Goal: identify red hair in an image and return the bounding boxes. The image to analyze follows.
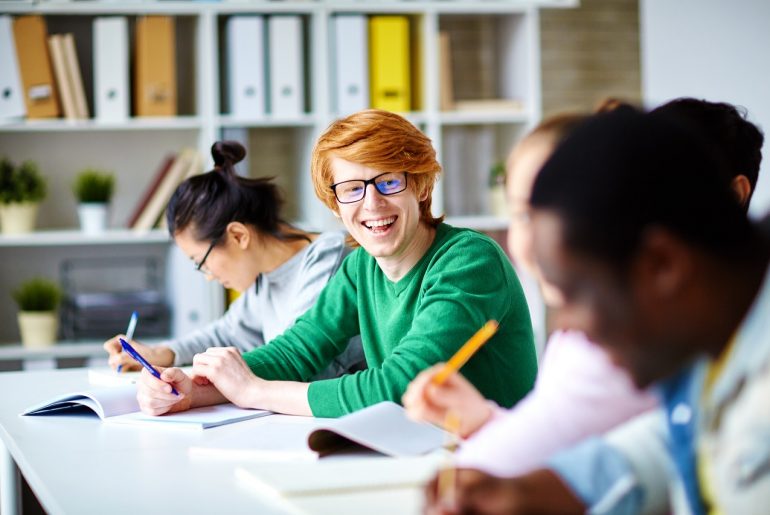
[311,109,443,228]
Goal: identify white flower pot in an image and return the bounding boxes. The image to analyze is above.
[77,203,109,234]
[489,185,507,218]
[0,201,39,234]
[17,311,59,348]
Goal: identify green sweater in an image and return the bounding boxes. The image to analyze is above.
[242,223,537,417]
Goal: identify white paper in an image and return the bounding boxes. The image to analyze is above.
[107,403,272,430]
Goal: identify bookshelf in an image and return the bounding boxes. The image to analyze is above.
[0,0,576,348]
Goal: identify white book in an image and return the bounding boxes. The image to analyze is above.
[0,15,26,120]
[235,453,444,497]
[93,17,129,122]
[308,401,448,457]
[267,15,304,118]
[226,16,265,119]
[48,34,77,120]
[332,15,369,115]
[22,385,271,430]
[61,33,88,119]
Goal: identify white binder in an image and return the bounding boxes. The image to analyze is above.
[226,16,265,119]
[0,15,26,120]
[268,16,304,118]
[332,15,369,115]
[93,17,128,122]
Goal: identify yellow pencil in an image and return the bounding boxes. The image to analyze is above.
[437,410,461,509]
[432,320,499,385]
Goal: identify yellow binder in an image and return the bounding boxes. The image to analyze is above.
[134,16,177,116]
[369,16,410,112]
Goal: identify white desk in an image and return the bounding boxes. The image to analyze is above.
[0,368,426,515]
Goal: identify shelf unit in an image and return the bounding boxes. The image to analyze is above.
[0,0,575,348]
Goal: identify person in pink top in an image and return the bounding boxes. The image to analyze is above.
[403,111,657,477]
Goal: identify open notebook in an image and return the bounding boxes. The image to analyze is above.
[191,401,448,461]
[22,385,271,430]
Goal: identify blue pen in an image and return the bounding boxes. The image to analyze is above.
[119,337,179,396]
[117,311,139,374]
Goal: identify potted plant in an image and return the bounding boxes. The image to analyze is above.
[488,160,507,218]
[12,277,62,348]
[0,157,47,234]
[72,168,114,234]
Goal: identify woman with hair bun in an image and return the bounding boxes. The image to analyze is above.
[103,140,365,379]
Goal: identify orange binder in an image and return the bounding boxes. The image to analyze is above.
[134,16,177,116]
[369,16,411,112]
[13,15,61,118]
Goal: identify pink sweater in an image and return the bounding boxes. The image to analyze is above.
[456,330,657,476]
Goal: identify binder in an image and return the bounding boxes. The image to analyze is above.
[93,17,129,122]
[369,16,410,112]
[61,33,89,119]
[332,15,369,115]
[47,35,78,120]
[134,16,177,117]
[225,16,265,119]
[13,15,61,118]
[0,16,26,120]
[267,16,304,118]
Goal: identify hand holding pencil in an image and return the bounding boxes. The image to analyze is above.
[403,321,499,439]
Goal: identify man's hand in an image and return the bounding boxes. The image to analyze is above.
[424,468,586,514]
[191,347,265,408]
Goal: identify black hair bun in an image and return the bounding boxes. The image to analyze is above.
[211,140,246,168]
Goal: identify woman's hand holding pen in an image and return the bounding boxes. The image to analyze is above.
[103,336,175,372]
[191,347,265,409]
[136,367,193,415]
[402,363,494,439]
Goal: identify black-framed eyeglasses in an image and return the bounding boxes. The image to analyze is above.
[330,172,408,204]
[194,239,218,274]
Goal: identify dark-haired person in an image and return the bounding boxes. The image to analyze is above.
[404,98,763,480]
[423,108,770,514]
[652,97,763,208]
[134,109,538,419]
[104,141,365,379]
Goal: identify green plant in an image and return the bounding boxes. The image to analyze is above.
[12,278,62,312]
[0,157,47,204]
[489,161,506,188]
[72,168,115,203]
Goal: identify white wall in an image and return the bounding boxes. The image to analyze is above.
[640,0,770,218]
